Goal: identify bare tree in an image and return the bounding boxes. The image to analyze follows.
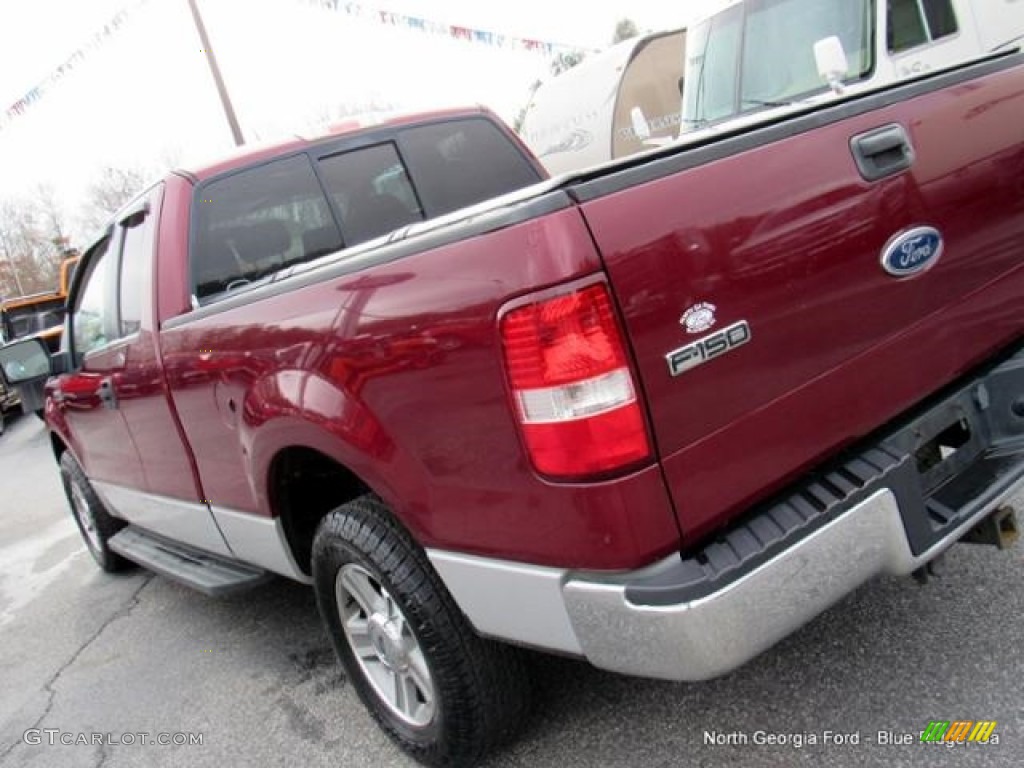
[0,214,28,298]
[79,165,151,236]
[34,184,71,251]
[0,197,67,299]
[613,18,640,44]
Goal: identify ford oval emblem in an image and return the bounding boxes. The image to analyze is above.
[880,226,943,277]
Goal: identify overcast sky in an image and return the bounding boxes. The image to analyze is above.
[0,0,723,233]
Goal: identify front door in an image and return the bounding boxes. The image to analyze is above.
[54,191,231,556]
[54,230,146,490]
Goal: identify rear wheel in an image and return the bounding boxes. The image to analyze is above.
[59,452,132,572]
[312,494,530,767]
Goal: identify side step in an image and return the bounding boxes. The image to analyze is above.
[109,526,272,596]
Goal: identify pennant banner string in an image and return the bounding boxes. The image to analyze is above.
[301,1,591,56]
[1,0,590,133]
[0,0,151,133]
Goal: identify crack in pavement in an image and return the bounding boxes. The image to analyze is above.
[94,740,110,768]
[0,574,154,765]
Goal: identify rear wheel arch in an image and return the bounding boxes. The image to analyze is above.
[268,445,377,577]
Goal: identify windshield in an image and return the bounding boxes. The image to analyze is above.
[2,306,65,340]
[683,0,874,128]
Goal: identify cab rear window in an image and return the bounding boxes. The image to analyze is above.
[190,117,541,305]
[191,155,340,303]
[396,118,542,217]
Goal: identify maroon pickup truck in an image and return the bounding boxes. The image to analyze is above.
[2,56,1023,766]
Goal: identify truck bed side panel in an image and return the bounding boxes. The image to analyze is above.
[159,205,680,570]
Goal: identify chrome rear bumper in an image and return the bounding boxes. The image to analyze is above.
[563,481,1021,681]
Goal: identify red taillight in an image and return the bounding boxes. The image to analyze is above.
[500,283,651,478]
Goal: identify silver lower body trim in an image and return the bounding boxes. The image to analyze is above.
[90,483,309,583]
[213,506,311,583]
[94,481,233,558]
[564,479,1024,681]
[429,476,1022,681]
[426,550,582,655]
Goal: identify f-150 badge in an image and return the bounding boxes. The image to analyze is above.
[666,320,751,377]
[881,226,943,277]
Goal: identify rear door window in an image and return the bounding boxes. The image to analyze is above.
[191,155,342,303]
[397,118,542,217]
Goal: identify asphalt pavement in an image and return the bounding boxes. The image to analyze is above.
[0,412,1021,768]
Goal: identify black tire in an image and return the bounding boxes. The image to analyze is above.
[59,452,132,573]
[313,494,530,767]
[35,408,45,420]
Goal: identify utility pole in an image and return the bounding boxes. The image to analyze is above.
[187,0,245,146]
[0,227,27,297]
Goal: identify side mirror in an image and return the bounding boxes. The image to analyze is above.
[0,337,53,385]
[814,36,849,94]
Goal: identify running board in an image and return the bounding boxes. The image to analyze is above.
[109,526,272,596]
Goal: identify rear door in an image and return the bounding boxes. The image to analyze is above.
[575,59,1024,540]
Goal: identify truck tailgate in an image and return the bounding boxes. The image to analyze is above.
[573,58,1024,541]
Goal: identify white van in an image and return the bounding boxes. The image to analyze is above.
[519,29,686,175]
